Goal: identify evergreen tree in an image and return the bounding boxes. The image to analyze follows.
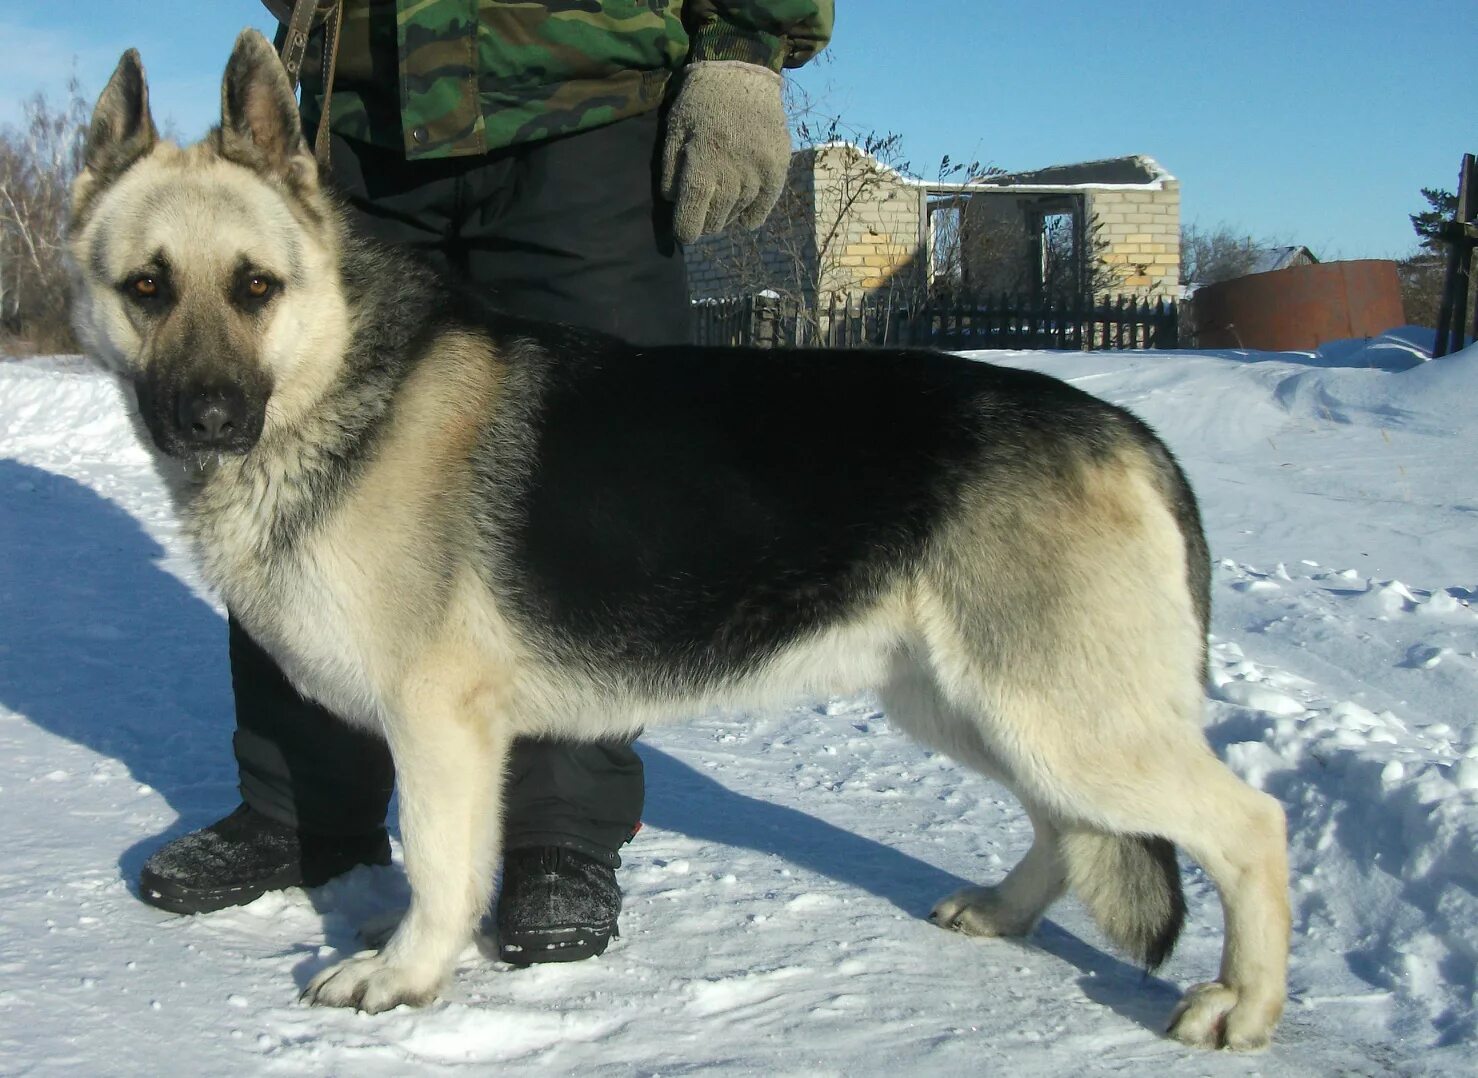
[1410,187,1456,251]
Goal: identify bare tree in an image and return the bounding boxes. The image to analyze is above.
[690,122,923,340]
[0,81,89,353]
[688,72,1000,344]
[1396,251,1448,329]
[1179,223,1276,287]
[922,156,1012,302]
[1043,213,1125,298]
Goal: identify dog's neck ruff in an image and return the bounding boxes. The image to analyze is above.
[174,372,380,608]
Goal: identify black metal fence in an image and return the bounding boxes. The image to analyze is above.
[692,292,1180,351]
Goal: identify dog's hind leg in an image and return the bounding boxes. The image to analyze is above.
[925,651,1288,1049]
[929,801,1067,938]
[883,664,1169,951]
[304,648,513,1013]
[1061,742,1288,1050]
[943,673,1287,1050]
[1135,758,1288,1051]
[911,482,1287,1047]
[887,659,1184,960]
[924,453,1292,1048]
[880,664,1068,940]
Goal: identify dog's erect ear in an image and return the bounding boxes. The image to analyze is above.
[84,49,158,178]
[219,28,314,183]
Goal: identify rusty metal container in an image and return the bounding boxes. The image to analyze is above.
[1189,260,1405,350]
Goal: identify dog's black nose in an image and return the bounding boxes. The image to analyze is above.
[176,385,248,447]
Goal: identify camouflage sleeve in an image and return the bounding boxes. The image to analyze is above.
[682,0,833,71]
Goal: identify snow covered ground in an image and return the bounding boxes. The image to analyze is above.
[1,330,1473,1075]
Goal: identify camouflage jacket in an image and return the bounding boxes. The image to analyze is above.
[288,1,832,160]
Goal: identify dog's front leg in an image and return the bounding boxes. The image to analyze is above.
[304,667,512,1013]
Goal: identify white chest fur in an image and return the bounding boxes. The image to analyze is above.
[185,465,402,730]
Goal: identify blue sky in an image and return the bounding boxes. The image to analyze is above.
[1,1,1466,259]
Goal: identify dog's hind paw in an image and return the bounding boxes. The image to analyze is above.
[1167,981,1278,1051]
[302,950,444,1013]
[928,885,1040,938]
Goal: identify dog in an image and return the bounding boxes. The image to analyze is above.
[67,29,1289,1050]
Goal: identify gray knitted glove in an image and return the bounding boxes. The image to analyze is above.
[661,61,792,244]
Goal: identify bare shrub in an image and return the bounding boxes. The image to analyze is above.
[1179,223,1274,287]
[0,82,88,355]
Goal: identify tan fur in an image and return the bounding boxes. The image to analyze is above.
[291,333,507,706]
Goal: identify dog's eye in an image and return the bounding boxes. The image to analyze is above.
[235,273,280,310]
[121,272,170,308]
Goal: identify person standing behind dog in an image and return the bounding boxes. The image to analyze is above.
[137,0,831,966]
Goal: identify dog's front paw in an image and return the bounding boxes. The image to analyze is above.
[1167,981,1278,1051]
[302,950,444,1013]
[929,885,1039,938]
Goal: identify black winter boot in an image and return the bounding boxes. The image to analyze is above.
[138,803,392,915]
[495,847,621,965]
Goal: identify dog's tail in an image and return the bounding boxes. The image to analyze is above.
[1062,830,1186,970]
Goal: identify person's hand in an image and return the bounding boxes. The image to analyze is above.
[660,61,791,244]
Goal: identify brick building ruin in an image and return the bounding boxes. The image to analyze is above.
[686,145,1181,306]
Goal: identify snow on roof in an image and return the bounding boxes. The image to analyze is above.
[790,145,1175,194]
[1245,245,1319,275]
[969,155,1176,193]
[978,155,1174,188]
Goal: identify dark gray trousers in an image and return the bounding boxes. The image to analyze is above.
[232,111,689,866]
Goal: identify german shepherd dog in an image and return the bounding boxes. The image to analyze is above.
[68,30,1289,1050]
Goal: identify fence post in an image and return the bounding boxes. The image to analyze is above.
[1434,153,1476,358]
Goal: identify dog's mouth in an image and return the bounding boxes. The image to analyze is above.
[177,449,229,485]
[157,434,257,488]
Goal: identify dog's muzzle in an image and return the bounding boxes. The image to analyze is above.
[137,370,268,479]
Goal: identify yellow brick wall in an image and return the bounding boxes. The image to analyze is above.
[811,145,926,297]
[1089,180,1180,297]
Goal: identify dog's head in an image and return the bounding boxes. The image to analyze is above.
[68,29,349,477]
